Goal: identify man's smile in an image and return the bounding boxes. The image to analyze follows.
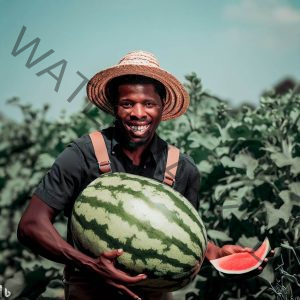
[124,122,151,135]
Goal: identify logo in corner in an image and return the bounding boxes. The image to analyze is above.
[0,285,11,298]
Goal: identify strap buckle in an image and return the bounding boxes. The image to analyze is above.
[98,160,111,173]
[163,175,175,187]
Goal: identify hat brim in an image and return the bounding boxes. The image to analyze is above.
[86,64,189,121]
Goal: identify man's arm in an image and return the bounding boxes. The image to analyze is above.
[17,195,146,299]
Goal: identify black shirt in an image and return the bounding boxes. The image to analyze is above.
[34,126,201,217]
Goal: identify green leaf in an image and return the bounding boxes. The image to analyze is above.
[222,186,250,219]
[0,179,27,206]
[216,123,232,143]
[235,154,258,179]
[7,161,22,178]
[187,132,220,150]
[258,263,274,284]
[5,271,25,300]
[28,171,44,187]
[291,157,300,176]
[0,212,10,239]
[220,153,258,179]
[39,285,64,299]
[207,229,232,242]
[215,146,229,157]
[237,235,259,248]
[265,201,292,229]
[222,199,246,219]
[197,160,213,174]
[228,124,251,139]
[289,181,300,195]
[187,131,201,148]
[54,221,67,239]
[279,186,300,204]
[270,139,295,168]
[35,153,55,169]
[222,199,238,219]
[270,152,292,168]
[214,180,245,200]
[220,156,236,168]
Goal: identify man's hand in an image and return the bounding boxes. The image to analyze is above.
[205,242,275,277]
[218,244,253,258]
[190,261,201,281]
[205,242,254,260]
[89,248,146,300]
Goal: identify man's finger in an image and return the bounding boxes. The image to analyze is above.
[256,257,268,271]
[190,262,200,278]
[99,250,148,284]
[267,249,275,258]
[102,248,123,259]
[110,271,147,284]
[221,245,250,255]
[242,247,253,252]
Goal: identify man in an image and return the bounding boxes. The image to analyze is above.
[17,51,268,300]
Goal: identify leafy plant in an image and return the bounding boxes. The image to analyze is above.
[168,73,300,299]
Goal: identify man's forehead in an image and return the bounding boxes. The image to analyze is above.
[117,84,162,101]
[117,83,157,92]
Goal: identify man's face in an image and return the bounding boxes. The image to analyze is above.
[115,83,163,146]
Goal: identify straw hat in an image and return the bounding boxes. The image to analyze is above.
[86,51,190,121]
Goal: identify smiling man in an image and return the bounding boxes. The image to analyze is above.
[17,51,267,300]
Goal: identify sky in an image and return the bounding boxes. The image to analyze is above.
[1,0,300,120]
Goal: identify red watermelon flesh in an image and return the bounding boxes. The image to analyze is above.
[210,238,270,274]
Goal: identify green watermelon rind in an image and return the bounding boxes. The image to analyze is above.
[70,172,207,291]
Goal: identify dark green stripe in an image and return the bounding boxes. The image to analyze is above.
[72,209,193,278]
[123,172,209,246]
[79,190,202,259]
[102,172,207,241]
[90,177,206,257]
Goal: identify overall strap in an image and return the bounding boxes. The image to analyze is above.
[89,131,112,173]
[163,145,180,187]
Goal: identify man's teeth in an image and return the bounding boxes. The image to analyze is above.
[129,124,150,132]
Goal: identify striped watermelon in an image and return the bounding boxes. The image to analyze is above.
[71,172,207,291]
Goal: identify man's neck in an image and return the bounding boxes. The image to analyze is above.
[121,135,155,166]
[114,121,155,166]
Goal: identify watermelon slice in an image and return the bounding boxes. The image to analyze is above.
[210,238,270,274]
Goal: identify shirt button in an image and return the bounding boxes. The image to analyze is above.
[112,151,115,155]
[144,165,146,169]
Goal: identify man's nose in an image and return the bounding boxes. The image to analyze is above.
[130,103,146,119]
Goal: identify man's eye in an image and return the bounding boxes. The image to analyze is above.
[122,103,132,108]
[146,102,154,107]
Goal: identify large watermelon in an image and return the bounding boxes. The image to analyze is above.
[71,172,207,291]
